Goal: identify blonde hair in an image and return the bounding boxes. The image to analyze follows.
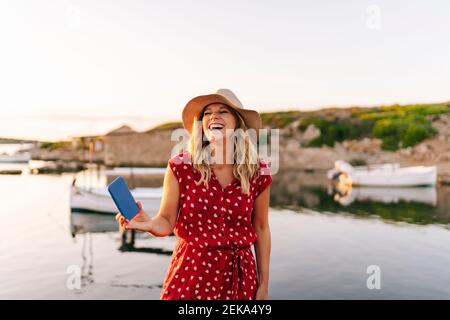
[188,105,260,195]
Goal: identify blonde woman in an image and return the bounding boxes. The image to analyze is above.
[116,89,272,300]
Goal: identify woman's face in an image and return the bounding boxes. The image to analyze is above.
[202,103,237,143]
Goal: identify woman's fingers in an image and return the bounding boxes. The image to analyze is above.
[116,215,129,230]
[115,212,139,231]
[126,220,141,231]
[115,213,128,225]
[136,201,142,211]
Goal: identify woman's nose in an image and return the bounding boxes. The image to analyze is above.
[210,112,221,120]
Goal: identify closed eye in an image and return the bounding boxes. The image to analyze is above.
[204,109,229,115]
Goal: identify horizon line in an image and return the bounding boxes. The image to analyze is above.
[1,98,449,142]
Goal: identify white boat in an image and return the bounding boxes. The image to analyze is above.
[70,183,163,215]
[70,211,120,235]
[0,152,31,163]
[327,160,437,187]
[104,167,166,176]
[333,186,437,206]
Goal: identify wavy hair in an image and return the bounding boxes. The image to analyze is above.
[188,105,260,195]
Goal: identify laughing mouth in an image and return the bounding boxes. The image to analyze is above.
[208,123,225,130]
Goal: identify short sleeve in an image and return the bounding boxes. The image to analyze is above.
[168,157,181,181]
[168,152,191,182]
[254,160,273,198]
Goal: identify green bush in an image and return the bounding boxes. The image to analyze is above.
[382,103,449,115]
[358,104,449,121]
[302,118,372,147]
[39,141,71,151]
[373,115,436,150]
[39,142,53,149]
[403,124,435,148]
[297,103,446,150]
[260,111,301,128]
[349,158,368,166]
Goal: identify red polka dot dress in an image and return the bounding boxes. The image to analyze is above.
[160,152,272,300]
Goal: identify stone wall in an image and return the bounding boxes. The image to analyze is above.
[31,148,105,163]
[100,114,450,176]
[104,129,188,167]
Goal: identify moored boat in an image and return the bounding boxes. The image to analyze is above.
[327,160,437,187]
[70,182,163,215]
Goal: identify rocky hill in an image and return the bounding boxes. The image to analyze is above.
[26,101,450,182]
[275,103,450,184]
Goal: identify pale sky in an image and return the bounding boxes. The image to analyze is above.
[1,0,449,141]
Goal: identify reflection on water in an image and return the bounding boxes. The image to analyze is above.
[270,170,450,226]
[79,233,94,289]
[68,208,176,296]
[69,209,173,294]
[333,186,437,206]
[71,211,174,255]
[2,164,450,299]
[70,211,118,236]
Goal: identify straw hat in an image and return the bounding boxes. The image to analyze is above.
[182,89,262,135]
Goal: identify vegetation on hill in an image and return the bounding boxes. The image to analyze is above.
[148,122,183,131]
[24,102,449,152]
[39,141,72,151]
[261,103,450,150]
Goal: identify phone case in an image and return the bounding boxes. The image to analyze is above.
[107,176,139,220]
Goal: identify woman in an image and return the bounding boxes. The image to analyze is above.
[115,89,272,300]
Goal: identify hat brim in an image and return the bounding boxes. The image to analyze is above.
[182,94,262,135]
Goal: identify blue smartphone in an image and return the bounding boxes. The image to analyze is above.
[107,176,139,220]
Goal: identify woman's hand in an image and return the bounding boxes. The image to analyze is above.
[255,285,269,300]
[115,201,152,232]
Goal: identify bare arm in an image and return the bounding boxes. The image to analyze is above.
[146,163,180,237]
[116,163,180,237]
[252,185,271,299]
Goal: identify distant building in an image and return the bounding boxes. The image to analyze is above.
[104,123,188,167]
[71,134,105,163]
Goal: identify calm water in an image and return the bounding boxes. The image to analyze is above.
[1,160,450,299]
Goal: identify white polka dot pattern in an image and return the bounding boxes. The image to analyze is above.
[160,152,272,300]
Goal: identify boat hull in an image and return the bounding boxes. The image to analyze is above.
[70,185,163,215]
[328,160,438,187]
[0,153,30,163]
[335,186,437,206]
[350,167,437,187]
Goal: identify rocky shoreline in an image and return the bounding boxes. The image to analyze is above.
[277,112,450,183]
[11,104,450,179]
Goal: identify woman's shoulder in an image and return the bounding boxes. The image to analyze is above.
[258,158,271,176]
[168,151,192,166]
[252,158,272,197]
[251,158,271,183]
[168,152,193,181]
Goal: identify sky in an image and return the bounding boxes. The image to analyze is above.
[1,0,449,141]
